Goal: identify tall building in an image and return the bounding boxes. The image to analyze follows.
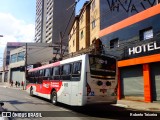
[35,0,75,45]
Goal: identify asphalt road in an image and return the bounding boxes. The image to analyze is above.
[0,86,157,120]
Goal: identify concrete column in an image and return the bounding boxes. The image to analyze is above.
[117,68,121,100]
[143,64,152,102]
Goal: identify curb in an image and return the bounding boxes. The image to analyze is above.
[0,85,25,91]
[113,104,128,108]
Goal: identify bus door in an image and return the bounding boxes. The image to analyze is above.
[42,68,52,95]
[61,64,72,104]
[70,62,81,105]
[37,69,45,94]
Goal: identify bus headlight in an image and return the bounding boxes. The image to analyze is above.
[106,81,111,86]
[97,81,103,86]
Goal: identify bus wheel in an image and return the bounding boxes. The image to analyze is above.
[51,91,57,105]
[30,87,33,96]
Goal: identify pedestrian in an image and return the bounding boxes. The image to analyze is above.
[15,81,18,87]
[10,80,13,87]
[18,81,20,87]
[21,81,24,90]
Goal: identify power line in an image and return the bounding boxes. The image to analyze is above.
[54,0,81,59]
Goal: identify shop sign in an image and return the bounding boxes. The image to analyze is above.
[128,41,160,56]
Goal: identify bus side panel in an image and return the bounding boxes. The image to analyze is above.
[49,80,63,102]
[70,55,86,106]
[81,55,88,106]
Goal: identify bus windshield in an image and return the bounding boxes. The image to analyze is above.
[89,55,116,77]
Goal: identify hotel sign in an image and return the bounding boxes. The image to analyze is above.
[128,41,160,55]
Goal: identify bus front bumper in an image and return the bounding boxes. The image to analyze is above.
[85,96,117,105]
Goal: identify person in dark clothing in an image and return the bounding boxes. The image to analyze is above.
[15,81,18,87]
[10,80,13,87]
[21,81,24,90]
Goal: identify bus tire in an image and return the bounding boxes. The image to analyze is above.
[30,87,34,96]
[51,91,57,105]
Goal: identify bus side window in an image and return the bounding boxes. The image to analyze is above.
[71,62,81,81]
[52,67,60,80]
[39,69,44,84]
[61,64,71,80]
[44,68,51,80]
[33,71,38,83]
[28,72,33,83]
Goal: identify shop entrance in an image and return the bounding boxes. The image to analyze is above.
[120,65,144,100]
[150,62,160,101]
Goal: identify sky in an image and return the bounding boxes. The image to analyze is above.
[0,0,88,67]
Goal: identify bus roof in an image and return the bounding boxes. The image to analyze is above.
[28,61,60,72]
[28,54,86,72]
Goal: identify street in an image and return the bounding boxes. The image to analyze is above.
[0,86,159,120]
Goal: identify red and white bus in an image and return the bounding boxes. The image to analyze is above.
[26,54,117,106]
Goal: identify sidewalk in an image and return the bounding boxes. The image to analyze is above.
[0,82,25,90]
[116,100,160,111]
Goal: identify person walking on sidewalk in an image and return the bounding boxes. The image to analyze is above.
[10,80,13,87]
[18,81,20,87]
[15,81,18,87]
[21,81,24,90]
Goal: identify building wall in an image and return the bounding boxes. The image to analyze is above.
[68,17,79,53]
[79,3,90,50]
[7,43,54,83]
[3,42,25,72]
[42,0,47,43]
[45,0,53,43]
[100,0,157,30]
[35,0,44,43]
[99,5,160,59]
[99,2,160,102]
[35,0,75,45]
[52,0,75,45]
[90,0,100,44]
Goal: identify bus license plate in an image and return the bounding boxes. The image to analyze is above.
[100,89,107,93]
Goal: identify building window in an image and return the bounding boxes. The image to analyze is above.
[140,27,153,40]
[17,52,25,62]
[110,38,119,49]
[80,15,83,23]
[80,31,84,39]
[10,54,17,63]
[91,0,96,10]
[92,20,96,29]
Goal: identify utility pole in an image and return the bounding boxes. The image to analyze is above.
[60,32,63,60]
[24,43,27,90]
